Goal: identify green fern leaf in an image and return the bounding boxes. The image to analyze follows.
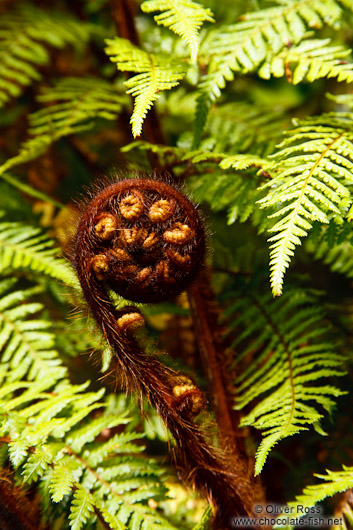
[22,448,52,483]
[141,0,214,62]
[0,77,126,178]
[291,466,353,511]
[68,415,129,453]
[8,438,29,468]
[105,37,185,137]
[195,0,344,144]
[98,505,127,530]
[228,288,345,475]
[306,222,353,278]
[259,38,353,83]
[0,279,67,383]
[69,484,95,530]
[206,101,288,157]
[0,220,78,288]
[49,463,76,502]
[0,5,92,107]
[258,113,353,296]
[0,364,178,529]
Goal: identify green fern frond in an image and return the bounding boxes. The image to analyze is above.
[194,0,344,144]
[69,485,95,530]
[0,77,126,178]
[191,169,264,224]
[0,371,178,530]
[292,466,353,511]
[141,0,214,63]
[258,113,353,296]
[0,278,67,383]
[227,288,345,475]
[205,101,288,156]
[306,222,353,278]
[0,5,92,107]
[327,92,353,108]
[202,0,343,96]
[259,38,353,83]
[105,37,186,137]
[0,219,78,288]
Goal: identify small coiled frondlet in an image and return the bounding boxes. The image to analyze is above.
[73,177,254,529]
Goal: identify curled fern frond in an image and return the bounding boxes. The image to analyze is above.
[0,219,78,288]
[259,38,353,83]
[226,288,345,475]
[105,37,186,137]
[141,0,214,63]
[0,77,127,178]
[0,5,92,107]
[258,113,353,296]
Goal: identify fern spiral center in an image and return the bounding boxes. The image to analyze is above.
[76,178,205,303]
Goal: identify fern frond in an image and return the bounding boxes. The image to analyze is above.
[0,5,91,107]
[0,371,178,530]
[227,288,345,475]
[69,485,95,530]
[0,219,78,288]
[206,101,289,156]
[259,38,353,83]
[327,92,353,108]
[258,113,353,296]
[306,222,353,279]
[0,77,126,178]
[0,278,67,383]
[292,466,353,511]
[195,0,344,144]
[105,37,186,137]
[191,169,265,224]
[141,0,214,62]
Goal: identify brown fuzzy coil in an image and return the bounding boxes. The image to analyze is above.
[73,177,253,529]
[76,178,205,303]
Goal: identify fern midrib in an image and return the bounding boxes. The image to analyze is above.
[250,295,296,435]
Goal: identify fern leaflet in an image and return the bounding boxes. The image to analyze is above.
[258,113,353,296]
[0,278,67,383]
[292,466,353,511]
[0,5,91,107]
[0,219,78,288]
[0,370,178,530]
[0,77,126,178]
[226,288,345,475]
[105,37,185,137]
[259,38,353,83]
[141,0,214,62]
[194,0,344,146]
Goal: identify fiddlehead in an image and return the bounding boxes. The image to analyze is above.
[76,177,205,303]
[73,176,254,528]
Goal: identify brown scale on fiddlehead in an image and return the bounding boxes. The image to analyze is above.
[73,177,254,528]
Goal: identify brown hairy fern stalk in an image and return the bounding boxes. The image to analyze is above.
[73,175,255,528]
